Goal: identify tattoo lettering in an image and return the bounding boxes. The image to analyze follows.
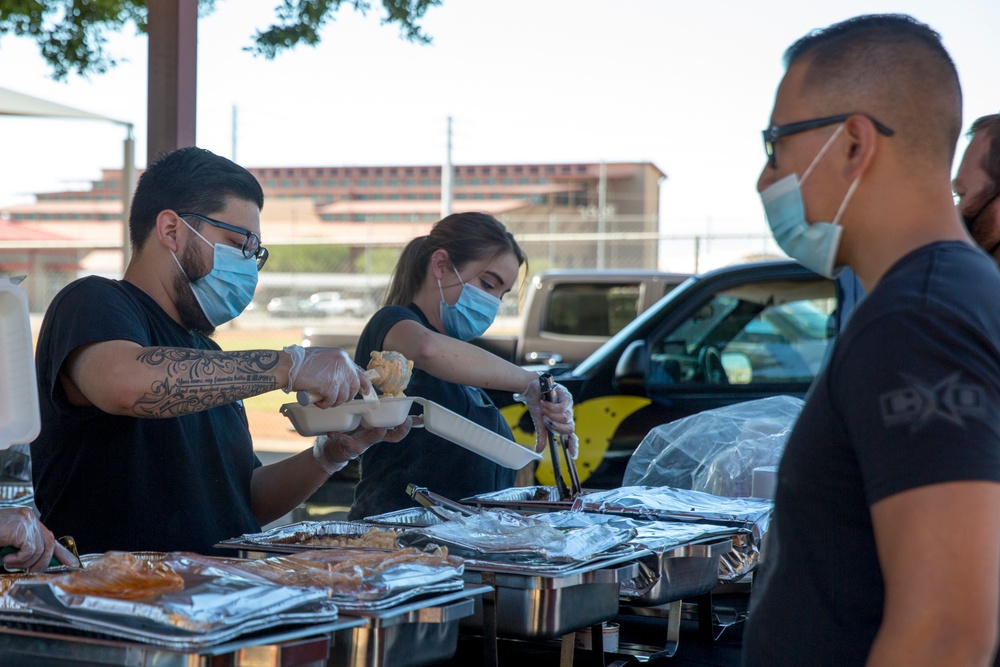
[133,348,281,417]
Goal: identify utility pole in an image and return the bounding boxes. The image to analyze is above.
[597,161,607,269]
[231,105,238,163]
[441,116,453,219]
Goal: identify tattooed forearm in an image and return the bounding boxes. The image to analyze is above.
[132,347,282,417]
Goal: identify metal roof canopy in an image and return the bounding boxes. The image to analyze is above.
[0,85,136,265]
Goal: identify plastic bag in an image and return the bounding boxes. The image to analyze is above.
[623,395,804,497]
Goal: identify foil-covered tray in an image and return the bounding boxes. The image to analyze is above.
[5,554,338,651]
[186,548,466,610]
[397,509,637,564]
[572,485,773,537]
[364,507,444,527]
[217,520,400,552]
[463,485,598,512]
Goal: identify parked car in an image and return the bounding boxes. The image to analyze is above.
[266,296,325,318]
[492,260,864,488]
[308,291,366,318]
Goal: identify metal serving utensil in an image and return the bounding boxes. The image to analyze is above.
[539,373,581,499]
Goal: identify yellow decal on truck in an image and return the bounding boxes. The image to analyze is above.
[500,395,652,485]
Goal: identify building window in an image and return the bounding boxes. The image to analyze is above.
[358,179,368,186]
[388,179,399,186]
[485,178,497,185]
[468,178,481,185]
[454,178,464,186]
[373,179,383,186]
[420,178,430,185]
[404,178,415,185]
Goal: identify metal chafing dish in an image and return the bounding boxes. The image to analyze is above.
[0,614,362,667]
[460,550,641,640]
[216,521,394,553]
[0,482,33,508]
[333,584,492,667]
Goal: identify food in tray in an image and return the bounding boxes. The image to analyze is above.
[230,546,459,595]
[366,350,413,397]
[271,527,400,550]
[48,551,185,600]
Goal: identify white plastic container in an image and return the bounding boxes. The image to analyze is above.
[0,277,41,450]
[280,397,414,436]
[414,398,542,469]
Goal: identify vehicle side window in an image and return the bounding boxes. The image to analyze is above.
[647,279,837,388]
[543,284,641,337]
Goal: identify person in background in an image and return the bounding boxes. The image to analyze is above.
[347,212,577,520]
[954,112,1000,262]
[31,147,409,555]
[744,15,1000,667]
[0,507,79,572]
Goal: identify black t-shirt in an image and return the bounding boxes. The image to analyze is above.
[743,242,1000,666]
[30,277,262,555]
[347,304,516,520]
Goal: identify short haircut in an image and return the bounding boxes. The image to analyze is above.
[969,114,1000,187]
[784,14,962,167]
[129,147,264,253]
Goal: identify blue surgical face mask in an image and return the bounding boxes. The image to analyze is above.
[760,125,862,279]
[438,267,501,341]
[173,219,258,326]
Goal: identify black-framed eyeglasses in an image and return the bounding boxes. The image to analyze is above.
[179,212,268,270]
[762,114,895,169]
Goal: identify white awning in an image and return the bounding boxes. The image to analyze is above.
[0,85,129,126]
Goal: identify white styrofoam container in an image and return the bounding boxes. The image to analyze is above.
[280,397,414,436]
[0,279,41,450]
[414,398,542,469]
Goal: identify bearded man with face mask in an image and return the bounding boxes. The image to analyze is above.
[30,147,411,555]
[744,15,1000,667]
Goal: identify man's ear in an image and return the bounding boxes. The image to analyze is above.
[156,210,182,253]
[842,114,878,180]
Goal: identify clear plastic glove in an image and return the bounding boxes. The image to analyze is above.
[313,418,414,475]
[514,378,579,458]
[283,344,371,409]
[0,507,79,572]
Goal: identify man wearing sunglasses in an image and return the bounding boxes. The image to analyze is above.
[30,147,410,556]
[955,113,1000,263]
[745,15,1000,667]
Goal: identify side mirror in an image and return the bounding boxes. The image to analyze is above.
[614,340,648,388]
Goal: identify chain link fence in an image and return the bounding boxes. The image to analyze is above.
[8,228,785,451]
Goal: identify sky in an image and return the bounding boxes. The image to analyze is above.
[1,0,998,264]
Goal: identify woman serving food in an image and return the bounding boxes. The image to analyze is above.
[347,212,578,519]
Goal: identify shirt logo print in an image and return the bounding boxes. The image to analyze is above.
[879,372,985,431]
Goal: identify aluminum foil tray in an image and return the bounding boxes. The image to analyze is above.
[398,509,636,564]
[184,548,466,610]
[7,566,337,651]
[364,507,444,527]
[462,485,599,512]
[572,485,773,537]
[217,520,398,552]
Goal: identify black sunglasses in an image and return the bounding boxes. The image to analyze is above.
[179,212,268,270]
[762,113,895,169]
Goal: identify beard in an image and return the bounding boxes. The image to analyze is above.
[172,240,216,337]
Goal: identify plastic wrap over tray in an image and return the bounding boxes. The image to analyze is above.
[462,485,597,511]
[533,511,752,590]
[398,509,636,563]
[180,547,465,607]
[364,507,444,527]
[6,556,337,650]
[222,520,399,551]
[573,486,772,539]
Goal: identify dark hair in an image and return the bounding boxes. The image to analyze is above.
[384,212,527,306]
[129,147,264,252]
[784,14,962,166]
[969,114,1000,186]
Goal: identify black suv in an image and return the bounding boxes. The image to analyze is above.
[496,260,864,488]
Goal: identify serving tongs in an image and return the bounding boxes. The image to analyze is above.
[539,373,582,501]
[406,483,481,521]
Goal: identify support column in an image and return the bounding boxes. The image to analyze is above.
[147,0,198,164]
